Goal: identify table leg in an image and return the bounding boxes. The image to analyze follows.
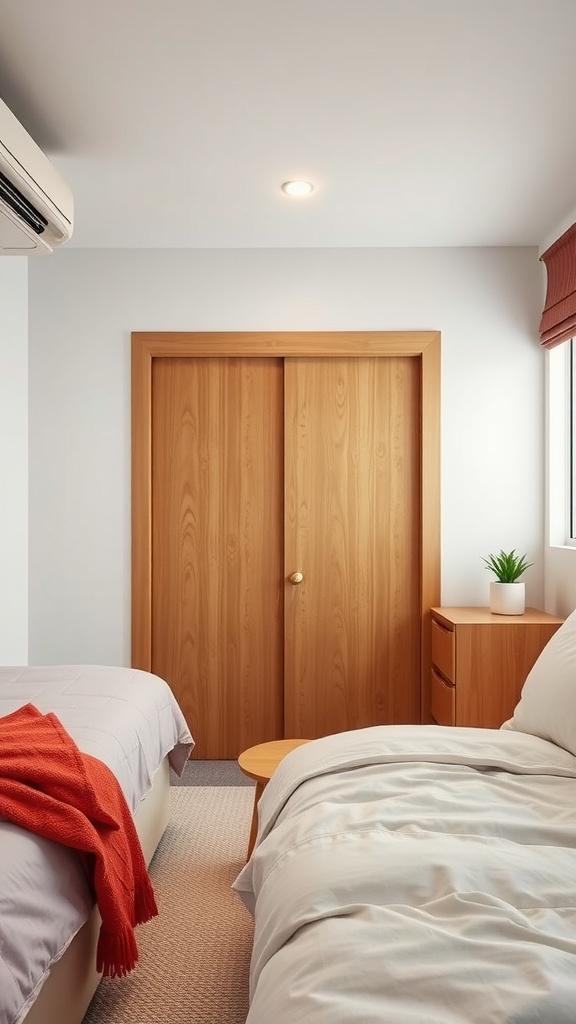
[247,780,265,860]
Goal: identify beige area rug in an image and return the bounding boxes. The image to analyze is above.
[83,786,255,1024]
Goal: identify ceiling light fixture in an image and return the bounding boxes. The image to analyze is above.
[281,180,315,197]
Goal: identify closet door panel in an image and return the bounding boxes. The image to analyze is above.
[284,356,421,738]
[151,357,284,758]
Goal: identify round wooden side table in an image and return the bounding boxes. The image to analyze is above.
[238,738,310,859]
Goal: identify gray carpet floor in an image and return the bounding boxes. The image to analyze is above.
[172,759,255,787]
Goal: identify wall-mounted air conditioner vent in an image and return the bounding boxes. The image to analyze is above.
[0,97,73,255]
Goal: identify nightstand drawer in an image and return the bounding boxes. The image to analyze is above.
[431,618,455,682]
[431,667,455,726]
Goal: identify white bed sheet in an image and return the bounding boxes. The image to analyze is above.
[0,664,194,1024]
[233,725,576,1024]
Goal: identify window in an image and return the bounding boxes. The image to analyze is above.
[541,220,576,548]
[565,339,569,540]
[547,340,576,548]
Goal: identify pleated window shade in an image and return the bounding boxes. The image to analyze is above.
[540,221,576,349]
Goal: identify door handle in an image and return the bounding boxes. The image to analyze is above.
[289,571,304,585]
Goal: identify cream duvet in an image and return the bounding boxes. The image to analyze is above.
[233,725,576,1023]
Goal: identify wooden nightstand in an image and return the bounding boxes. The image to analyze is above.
[430,607,563,729]
[238,738,310,858]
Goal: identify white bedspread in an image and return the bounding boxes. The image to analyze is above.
[0,664,194,1024]
[233,725,576,1024]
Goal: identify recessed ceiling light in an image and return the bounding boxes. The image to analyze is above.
[281,180,315,197]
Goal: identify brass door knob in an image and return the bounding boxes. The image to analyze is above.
[289,571,304,585]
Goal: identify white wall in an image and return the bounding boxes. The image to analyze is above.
[28,246,545,665]
[0,258,28,662]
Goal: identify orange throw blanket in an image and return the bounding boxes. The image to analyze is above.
[0,703,158,977]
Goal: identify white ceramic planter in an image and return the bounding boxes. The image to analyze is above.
[489,581,525,615]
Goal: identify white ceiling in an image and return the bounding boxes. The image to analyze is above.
[1,0,575,249]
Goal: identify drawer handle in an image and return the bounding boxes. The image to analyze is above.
[433,620,452,637]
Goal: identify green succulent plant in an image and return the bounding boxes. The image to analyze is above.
[481,548,533,583]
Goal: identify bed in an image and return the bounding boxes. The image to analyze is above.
[0,664,194,1024]
[233,609,576,1023]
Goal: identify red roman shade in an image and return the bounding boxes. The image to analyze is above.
[539,221,576,349]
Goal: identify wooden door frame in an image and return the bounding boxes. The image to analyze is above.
[131,331,441,722]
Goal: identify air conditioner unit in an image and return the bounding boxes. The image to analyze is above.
[0,97,73,255]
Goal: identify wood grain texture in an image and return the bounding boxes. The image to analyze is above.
[131,338,153,669]
[419,335,442,722]
[430,607,564,728]
[132,331,439,358]
[237,738,312,784]
[430,607,564,626]
[430,667,455,726]
[238,738,312,858]
[284,356,421,737]
[151,358,284,758]
[455,620,563,728]
[431,618,455,681]
[131,332,441,755]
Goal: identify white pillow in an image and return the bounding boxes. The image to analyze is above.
[501,607,576,756]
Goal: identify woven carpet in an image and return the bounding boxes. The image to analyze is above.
[172,759,255,787]
[82,786,255,1024]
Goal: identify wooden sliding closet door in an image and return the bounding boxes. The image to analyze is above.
[284,357,421,738]
[151,357,284,759]
[132,331,441,760]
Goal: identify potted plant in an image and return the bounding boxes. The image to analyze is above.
[482,549,533,615]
